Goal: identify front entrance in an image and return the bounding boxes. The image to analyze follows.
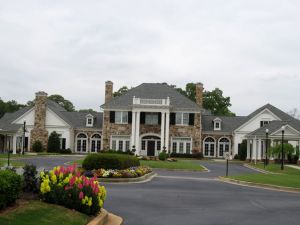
[147,141,155,156]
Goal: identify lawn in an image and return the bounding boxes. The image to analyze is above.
[140,160,205,171]
[229,163,300,189]
[0,201,90,225]
[0,159,25,167]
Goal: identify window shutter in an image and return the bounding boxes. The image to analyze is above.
[62,138,66,150]
[110,111,115,123]
[158,112,162,124]
[128,111,132,123]
[170,113,176,125]
[140,112,145,124]
[189,113,195,126]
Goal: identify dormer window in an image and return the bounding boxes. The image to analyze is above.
[86,114,94,127]
[213,118,222,131]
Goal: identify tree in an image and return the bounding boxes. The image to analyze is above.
[203,88,235,116]
[113,86,131,97]
[78,109,97,113]
[0,98,25,118]
[47,131,60,153]
[185,83,196,102]
[287,108,300,119]
[48,95,75,112]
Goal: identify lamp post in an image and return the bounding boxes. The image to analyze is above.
[265,129,269,168]
[281,125,285,170]
[22,120,26,155]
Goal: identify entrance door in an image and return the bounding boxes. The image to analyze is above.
[147,141,155,156]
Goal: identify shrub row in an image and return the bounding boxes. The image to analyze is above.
[0,169,22,210]
[170,152,204,159]
[82,153,140,170]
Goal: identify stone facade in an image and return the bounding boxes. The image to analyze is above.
[195,83,203,107]
[105,81,113,103]
[30,92,48,150]
[140,124,161,136]
[102,111,132,150]
[202,133,233,155]
[169,113,202,152]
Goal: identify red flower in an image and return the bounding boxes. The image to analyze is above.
[79,191,84,199]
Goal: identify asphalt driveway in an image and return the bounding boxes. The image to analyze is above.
[13,156,300,225]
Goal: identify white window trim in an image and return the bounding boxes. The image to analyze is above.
[175,112,189,126]
[115,111,129,124]
[203,137,216,157]
[171,137,192,154]
[110,135,131,151]
[218,137,231,158]
[213,118,222,131]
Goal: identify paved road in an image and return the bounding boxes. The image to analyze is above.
[13,156,300,225]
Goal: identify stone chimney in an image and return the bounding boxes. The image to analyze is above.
[195,82,204,107]
[105,81,113,103]
[30,91,49,150]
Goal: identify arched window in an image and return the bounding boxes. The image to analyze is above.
[218,137,230,157]
[203,137,215,157]
[76,133,88,153]
[91,134,101,153]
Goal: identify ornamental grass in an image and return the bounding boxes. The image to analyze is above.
[40,164,106,215]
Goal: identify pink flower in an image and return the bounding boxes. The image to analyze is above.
[79,191,84,199]
[78,183,83,189]
[69,176,76,186]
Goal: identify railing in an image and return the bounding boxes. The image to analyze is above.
[133,97,170,106]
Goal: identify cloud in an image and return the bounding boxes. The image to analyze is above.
[0,0,299,115]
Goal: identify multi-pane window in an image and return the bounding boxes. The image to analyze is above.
[260,121,270,127]
[175,113,189,125]
[203,137,215,157]
[171,137,192,154]
[157,141,161,151]
[111,135,131,152]
[145,113,159,125]
[141,140,146,150]
[115,111,128,124]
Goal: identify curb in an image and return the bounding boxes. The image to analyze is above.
[243,163,274,174]
[87,209,123,225]
[219,177,300,193]
[98,172,156,183]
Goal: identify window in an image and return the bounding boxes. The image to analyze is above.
[203,137,215,157]
[145,113,159,125]
[157,141,161,151]
[111,135,131,151]
[175,113,189,125]
[260,121,270,127]
[141,140,146,150]
[86,114,94,127]
[171,137,192,154]
[115,111,128,124]
[215,122,220,128]
[218,138,230,157]
[214,118,221,130]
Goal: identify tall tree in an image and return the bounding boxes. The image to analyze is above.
[0,98,25,118]
[48,95,75,112]
[113,86,130,97]
[203,88,235,116]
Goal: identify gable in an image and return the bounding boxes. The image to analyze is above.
[235,108,280,133]
[271,125,300,137]
[46,108,70,127]
[12,108,35,126]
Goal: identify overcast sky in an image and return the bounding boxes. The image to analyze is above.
[0,0,299,116]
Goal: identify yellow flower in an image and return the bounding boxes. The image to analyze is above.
[51,175,57,184]
[87,197,92,207]
[59,172,63,179]
[40,171,45,178]
[63,177,70,184]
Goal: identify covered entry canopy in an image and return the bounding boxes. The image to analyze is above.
[245,120,300,161]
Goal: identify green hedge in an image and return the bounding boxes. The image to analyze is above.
[0,170,22,209]
[82,153,140,170]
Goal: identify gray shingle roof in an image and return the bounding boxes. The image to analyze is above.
[101,83,202,111]
[202,115,247,133]
[248,119,300,136]
[0,100,103,131]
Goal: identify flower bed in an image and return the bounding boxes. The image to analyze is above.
[89,166,152,178]
[40,164,106,215]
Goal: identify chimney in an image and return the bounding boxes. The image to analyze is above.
[34,91,48,129]
[105,81,113,103]
[195,82,203,106]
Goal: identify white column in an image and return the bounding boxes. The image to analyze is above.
[135,111,140,155]
[252,138,257,163]
[12,135,17,154]
[131,111,136,150]
[165,112,170,152]
[257,139,262,160]
[161,112,165,151]
[247,139,250,160]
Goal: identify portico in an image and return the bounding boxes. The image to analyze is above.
[130,97,171,156]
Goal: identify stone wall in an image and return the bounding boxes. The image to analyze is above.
[195,83,203,107]
[30,92,48,150]
[105,81,113,103]
[140,124,160,136]
[169,113,202,153]
[102,111,131,150]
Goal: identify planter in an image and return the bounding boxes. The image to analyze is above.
[98,171,156,183]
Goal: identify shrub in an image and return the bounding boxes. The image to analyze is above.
[40,165,106,215]
[170,153,194,158]
[32,141,43,152]
[101,150,134,155]
[159,151,168,161]
[238,140,247,161]
[192,152,204,159]
[0,170,22,210]
[269,143,295,160]
[23,164,39,193]
[233,154,239,160]
[60,148,72,154]
[47,131,60,153]
[82,153,140,170]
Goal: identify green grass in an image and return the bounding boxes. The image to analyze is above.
[229,163,300,189]
[251,163,300,175]
[229,173,300,189]
[0,159,25,167]
[140,160,205,171]
[0,201,90,225]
